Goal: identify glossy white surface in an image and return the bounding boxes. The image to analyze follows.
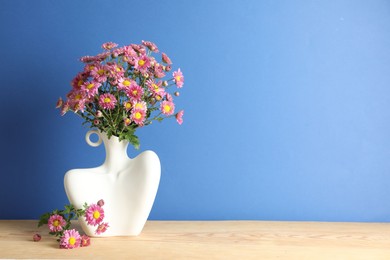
[64,130,161,236]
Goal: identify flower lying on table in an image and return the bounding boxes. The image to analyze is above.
[36,199,108,249]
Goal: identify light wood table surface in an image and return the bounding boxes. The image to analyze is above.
[0,220,390,259]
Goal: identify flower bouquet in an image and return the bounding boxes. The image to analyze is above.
[56,40,184,149]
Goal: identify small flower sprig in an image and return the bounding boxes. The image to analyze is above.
[56,40,185,149]
[36,199,109,249]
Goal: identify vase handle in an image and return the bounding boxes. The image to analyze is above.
[85,130,102,147]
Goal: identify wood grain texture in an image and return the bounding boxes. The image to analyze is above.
[1,220,390,259]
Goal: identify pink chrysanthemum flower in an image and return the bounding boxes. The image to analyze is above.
[124,45,137,58]
[126,84,144,101]
[176,110,184,125]
[132,101,147,112]
[91,65,107,83]
[112,46,125,57]
[142,40,159,52]
[131,109,146,126]
[124,117,131,126]
[95,52,110,62]
[95,222,110,235]
[121,46,137,65]
[173,68,184,88]
[84,63,98,74]
[147,80,165,96]
[102,42,118,50]
[117,77,134,91]
[162,52,172,64]
[60,229,81,249]
[67,90,88,112]
[160,100,175,116]
[80,235,91,247]
[123,101,132,111]
[71,73,86,89]
[153,64,165,78]
[48,214,66,232]
[134,54,150,74]
[81,81,101,98]
[106,62,125,79]
[99,93,117,110]
[85,204,105,226]
[131,44,146,54]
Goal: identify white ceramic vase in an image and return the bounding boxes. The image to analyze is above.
[64,130,161,237]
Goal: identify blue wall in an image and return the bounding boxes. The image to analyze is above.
[1,0,390,221]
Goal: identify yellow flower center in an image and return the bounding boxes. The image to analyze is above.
[104,97,111,103]
[123,80,131,86]
[164,105,171,113]
[87,83,94,89]
[132,90,138,96]
[135,103,143,109]
[75,94,82,101]
[125,102,132,109]
[69,237,76,245]
[153,84,159,91]
[138,59,145,66]
[77,80,84,87]
[93,211,100,219]
[116,67,121,72]
[175,76,181,81]
[53,220,60,227]
[98,69,104,75]
[135,112,142,119]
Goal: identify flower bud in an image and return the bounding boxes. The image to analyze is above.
[81,235,91,247]
[162,81,168,87]
[124,118,131,126]
[165,65,172,72]
[97,199,105,207]
[174,91,180,97]
[94,119,100,125]
[56,97,63,108]
[96,110,103,118]
[162,53,172,64]
[33,233,41,242]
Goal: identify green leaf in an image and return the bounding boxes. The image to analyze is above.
[64,204,74,214]
[37,212,51,227]
[130,134,140,150]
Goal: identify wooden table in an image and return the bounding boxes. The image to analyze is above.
[1,220,390,259]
